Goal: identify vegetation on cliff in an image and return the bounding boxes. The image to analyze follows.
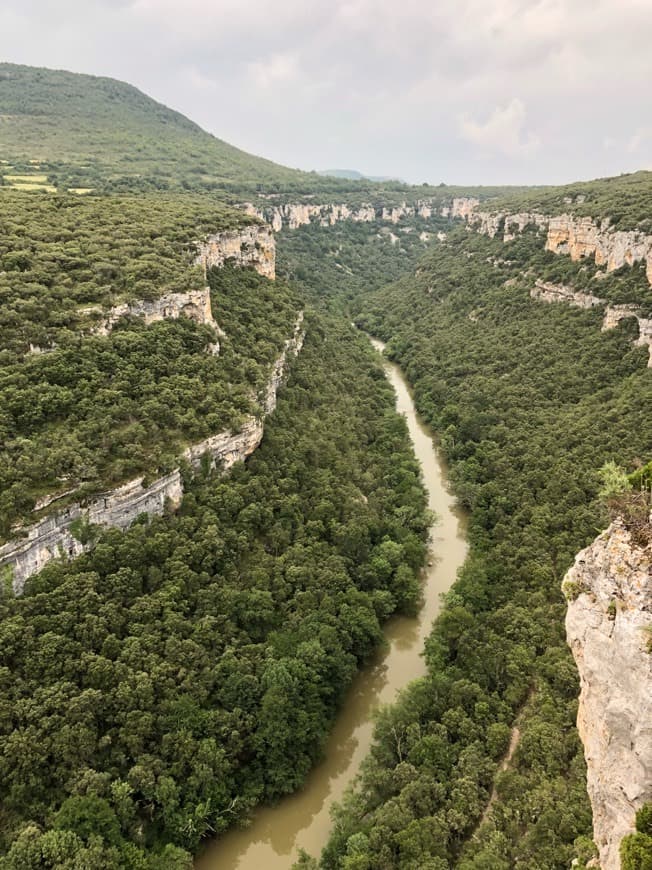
[486,169,652,232]
[0,257,300,536]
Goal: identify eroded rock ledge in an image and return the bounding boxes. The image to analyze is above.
[242,200,436,231]
[0,312,304,594]
[448,196,652,287]
[563,521,652,869]
[27,224,275,355]
[85,286,220,347]
[529,280,652,365]
[195,224,276,279]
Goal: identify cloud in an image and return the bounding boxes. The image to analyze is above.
[247,53,300,90]
[1,0,652,183]
[458,99,540,158]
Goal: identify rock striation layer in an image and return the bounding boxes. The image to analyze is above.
[563,522,652,870]
[86,286,219,339]
[0,312,304,593]
[531,279,604,309]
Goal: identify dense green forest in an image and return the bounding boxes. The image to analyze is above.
[0,260,301,536]
[3,60,652,870]
[0,314,431,867]
[0,190,251,354]
[277,216,449,307]
[278,222,651,869]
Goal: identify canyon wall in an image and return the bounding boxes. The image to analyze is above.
[449,196,652,288]
[242,200,436,232]
[442,197,652,365]
[0,311,304,594]
[563,522,652,870]
[195,223,276,279]
[28,224,275,356]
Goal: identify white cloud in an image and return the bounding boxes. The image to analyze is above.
[458,99,540,158]
[247,53,300,90]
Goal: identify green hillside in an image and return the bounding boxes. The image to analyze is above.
[0,64,355,195]
[0,64,529,203]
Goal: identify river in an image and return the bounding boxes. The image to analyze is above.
[196,336,468,869]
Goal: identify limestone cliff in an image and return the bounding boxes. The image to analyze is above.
[195,224,276,279]
[563,522,652,869]
[242,200,436,232]
[456,202,652,288]
[0,312,304,593]
[85,286,219,344]
[28,224,274,355]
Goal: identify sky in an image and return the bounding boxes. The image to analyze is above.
[2,0,652,186]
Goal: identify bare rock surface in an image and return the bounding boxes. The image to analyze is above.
[564,522,652,869]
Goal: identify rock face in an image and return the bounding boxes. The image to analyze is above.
[0,312,304,593]
[87,287,218,338]
[195,224,276,279]
[531,280,604,309]
[564,522,652,869]
[242,200,437,232]
[461,205,652,288]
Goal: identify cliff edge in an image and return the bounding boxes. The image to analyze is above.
[564,520,652,869]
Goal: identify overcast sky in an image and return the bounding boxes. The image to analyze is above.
[2,0,651,185]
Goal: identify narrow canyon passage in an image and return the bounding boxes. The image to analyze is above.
[196,335,469,869]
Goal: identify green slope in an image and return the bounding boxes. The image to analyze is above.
[0,63,353,195]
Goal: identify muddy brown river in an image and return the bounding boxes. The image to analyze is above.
[196,337,468,869]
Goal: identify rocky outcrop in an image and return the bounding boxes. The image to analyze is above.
[0,312,304,593]
[563,522,652,870]
[0,472,184,591]
[531,280,604,309]
[195,224,276,279]
[601,304,642,331]
[460,205,652,288]
[84,287,220,349]
[27,225,272,355]
[527,281,652,365]
[242,200,437,232]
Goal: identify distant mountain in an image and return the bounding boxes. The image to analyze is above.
[318,168,405,183]
[0,64,357,194]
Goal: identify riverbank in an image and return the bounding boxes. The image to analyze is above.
[196,335,468,869]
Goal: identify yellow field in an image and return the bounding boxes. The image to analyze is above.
[8,182,56,193]
[68,187,95,195]
[4,173,49,183]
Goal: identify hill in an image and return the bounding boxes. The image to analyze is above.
[0,64,359,195]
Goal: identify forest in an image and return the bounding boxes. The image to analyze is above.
[278,222,651,869]
[0,253,301,535]
[0,313,431,867]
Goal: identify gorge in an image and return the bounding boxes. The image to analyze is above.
[1,61,651,870]
[195,336,468,869]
